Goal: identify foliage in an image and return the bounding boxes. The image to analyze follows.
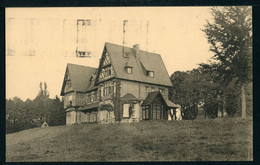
[170,66,242,119]
[202,7,252,82]
[169,7,252,119]
[202,6,252,117]
[169,68,217,119]
[6,82,65,134]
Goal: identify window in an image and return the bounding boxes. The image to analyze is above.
[124,52,129,58]
[94,91,97,101]
[67,112,71,123]
[100,86,104,97]
[113,81,116,94]
[126,67,132,74]
[147,71,154,78]
[159,88,165,95]
[65,79,71,91]
[68,95,73,106]
[71,112,75,123]
[145,106,149,119]
[103,52,111,66]
[133,103,139,118]
[99,66,113,79]
[123,104,130,117]
[142,107,146,119]
[104,83,109,96]
[86,94,91,103]
[90,75,96,82]
[146,86,150,93]
[142,106,150,119]
[102,81,116,97]
[91,92,94,102]
[68,95,72,101]
[86,113,90,123]
[153,106,157,119]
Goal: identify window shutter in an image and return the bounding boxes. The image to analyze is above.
[113,82,116,94]
[133,104,139,118]
[68,95,72,101]
[123,104,130,117]
[101,87,104,97]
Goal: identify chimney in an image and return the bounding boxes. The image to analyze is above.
[133,44,139,57]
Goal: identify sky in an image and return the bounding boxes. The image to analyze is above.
[6,7,214,101]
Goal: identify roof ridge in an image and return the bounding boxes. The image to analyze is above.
[67,63,97,69]
[105,42,160,56]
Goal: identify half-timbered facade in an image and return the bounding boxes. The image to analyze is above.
[61,42,179,125]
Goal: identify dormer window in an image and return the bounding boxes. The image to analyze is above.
[125,66,132,74]
[159,88,165,95]
[124,52,129,58]
[90,75,96,82]
[145,86,150,93]
[147,71,154,78]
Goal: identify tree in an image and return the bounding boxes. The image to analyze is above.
[34,81,50,122]
[170,69,209,119]
[48,95,66,126]
[6,83,66,134]
[202,6,252,118]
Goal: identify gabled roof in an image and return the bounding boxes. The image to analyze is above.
[121,93,139,101]
[141,91,179,108]
[60,63,97,96]
[164,99,181,108]
[141,91,161,106]
[104,42,173,87]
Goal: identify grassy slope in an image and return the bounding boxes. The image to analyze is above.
[6,118,253,162]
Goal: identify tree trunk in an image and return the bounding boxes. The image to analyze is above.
[241,84,246,118]
[222,97,225,117]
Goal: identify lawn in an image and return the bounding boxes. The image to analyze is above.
[6,117,253,161]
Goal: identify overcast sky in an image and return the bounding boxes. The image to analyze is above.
[6,7,214,101]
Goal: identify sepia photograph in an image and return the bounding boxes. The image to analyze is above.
[5,6,253,161]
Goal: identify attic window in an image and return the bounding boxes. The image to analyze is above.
[125,66,132,74]
[124,52,129,58]
[145,86,150,93]
[147,71,154,78]
[90,75,96,82]
[159,88,165,95]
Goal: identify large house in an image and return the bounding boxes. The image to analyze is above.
[60,42,180,125]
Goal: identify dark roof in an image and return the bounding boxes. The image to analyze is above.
[61,42,172,96]
[61,63,97,95]
[141,91,160,106]
[79,102,99,111]
[164,98,181,108]
[142,91,179,108]
[120,93,139,101]
[85,75,98,92]
[65,107,76,112]
[105,42,173,87]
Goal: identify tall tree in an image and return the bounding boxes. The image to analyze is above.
[34,81,50,122]
[202,6,252,118]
